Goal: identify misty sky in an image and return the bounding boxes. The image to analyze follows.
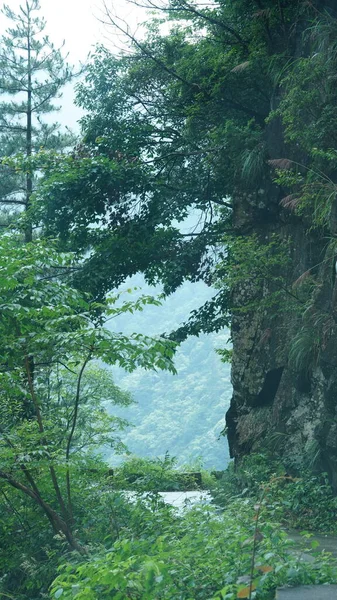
[0,0,146,128]
[2,0,144,61]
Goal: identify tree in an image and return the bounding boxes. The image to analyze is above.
[29,0,294,328]
[0,0,74,241]
[30,42,232,308]
[0,234,176,555]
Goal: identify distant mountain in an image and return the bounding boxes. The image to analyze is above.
[105,277,231,470]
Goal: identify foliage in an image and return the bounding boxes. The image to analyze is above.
[112,454,207,492]
[268,473,337,533]
[3,0,337,596]
[215,233,292,315]
[287,269,334,372]
[0,232,177,599]
[24,0,336,345]
[212,454,337,534]
[29,0,291,315]
[216,347,233,363]
[3,447,337,598]
[211,455,286,502]
[50,495,337,600]
[264,9,337,233]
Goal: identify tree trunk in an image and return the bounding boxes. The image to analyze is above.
[25,8,33,243]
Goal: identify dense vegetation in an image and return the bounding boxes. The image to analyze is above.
[1,0,337,598]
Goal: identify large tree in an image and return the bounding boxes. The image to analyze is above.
[0,234,176,557]
[0,0,74,240]
[30,0,305,325]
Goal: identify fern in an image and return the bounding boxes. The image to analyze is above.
[289,326,319,372]
[241,143,266,182]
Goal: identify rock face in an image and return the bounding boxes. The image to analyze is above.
[226,179,337,486]
[218,0,337,486]
[226,139,337,488]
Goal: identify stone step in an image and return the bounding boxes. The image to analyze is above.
[276,585,337,599]
[287,531,337,559]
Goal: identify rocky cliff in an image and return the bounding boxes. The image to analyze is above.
[226,191,337,482]
[225,1,337,485]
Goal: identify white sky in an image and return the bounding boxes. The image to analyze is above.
[40,0,145,63]
[0,0,147,129]
[39,0,105,63]
[2,0,144,62]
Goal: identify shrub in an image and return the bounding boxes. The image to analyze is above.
[50,497,337,600]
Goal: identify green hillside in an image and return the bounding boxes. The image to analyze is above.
[106,278,231,470]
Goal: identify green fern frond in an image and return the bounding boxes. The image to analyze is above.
[241,143,266,182]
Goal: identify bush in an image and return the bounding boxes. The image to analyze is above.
[112,454,204,492]
[51,497,337,600]
[212,454,337,533]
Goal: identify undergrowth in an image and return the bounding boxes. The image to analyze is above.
[50,455,337,600]
[211,453,337,533]
[112,453,211,492]
[51,495,337,600]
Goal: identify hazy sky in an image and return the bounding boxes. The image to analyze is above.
[0,0,146,129]
[41,0,145,62]
[2,0,144,61]
[39,0,105,63]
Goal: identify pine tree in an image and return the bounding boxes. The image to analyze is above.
[0,0,74,240]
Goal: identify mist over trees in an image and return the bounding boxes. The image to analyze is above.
[107,277,231,469]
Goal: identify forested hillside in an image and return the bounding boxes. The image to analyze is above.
[107,278,231,468]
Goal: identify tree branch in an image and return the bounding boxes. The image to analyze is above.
[65,353,92,517]
[0,469,85,552]
[101,1,201,91]
[24,355,71,524]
